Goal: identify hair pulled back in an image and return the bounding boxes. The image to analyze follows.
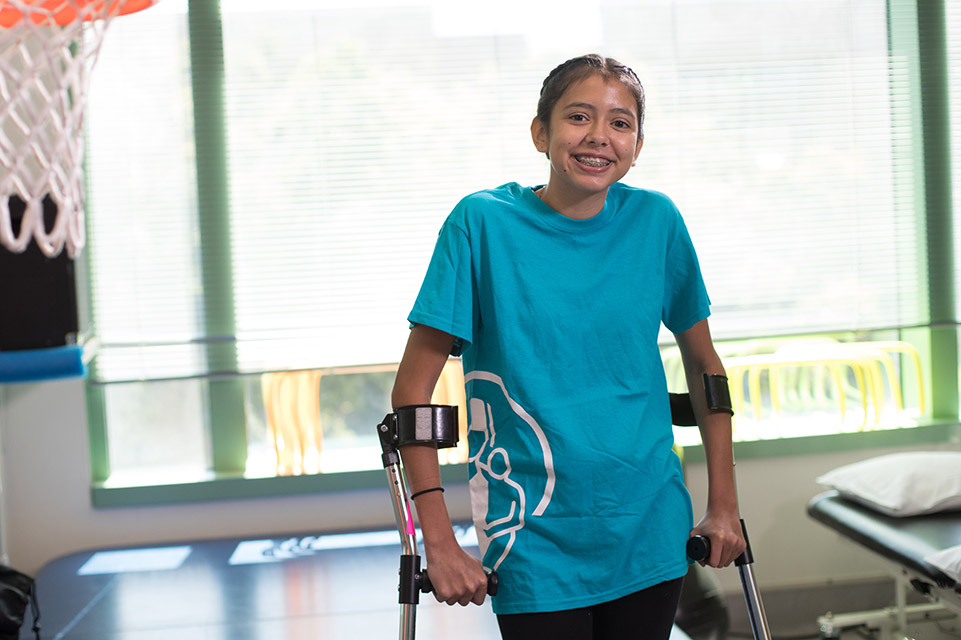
[536,54,646,139]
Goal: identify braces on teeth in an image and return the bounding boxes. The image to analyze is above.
[578,156,610,167]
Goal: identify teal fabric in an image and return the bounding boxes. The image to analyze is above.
[409,182,710,614]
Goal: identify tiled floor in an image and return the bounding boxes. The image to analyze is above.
[23,527,696,640]
[25,527,502,639]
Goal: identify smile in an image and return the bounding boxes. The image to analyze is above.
[575,155,612,168]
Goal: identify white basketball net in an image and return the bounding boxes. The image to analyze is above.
[0,1,139,258]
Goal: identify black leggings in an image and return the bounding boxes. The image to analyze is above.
[496,577,684,640]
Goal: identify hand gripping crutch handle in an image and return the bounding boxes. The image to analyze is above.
[419,570,499,596]
[686,519,754,566]
[686,520,772,640]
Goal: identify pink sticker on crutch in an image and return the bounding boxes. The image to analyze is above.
[405,503,415,536]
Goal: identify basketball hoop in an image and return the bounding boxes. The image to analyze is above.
[0,0,157,258]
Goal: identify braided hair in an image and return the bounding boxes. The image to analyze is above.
[536,54,646,140]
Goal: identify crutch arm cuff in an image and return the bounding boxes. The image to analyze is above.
[382,404,460,450]
[703,373,734,415]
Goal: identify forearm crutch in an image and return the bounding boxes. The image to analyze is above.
[377,405,497,640]
[672,375,774,640]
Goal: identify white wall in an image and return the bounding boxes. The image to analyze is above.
[1,376,958,597]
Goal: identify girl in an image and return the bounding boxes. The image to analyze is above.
[392,54,745,640]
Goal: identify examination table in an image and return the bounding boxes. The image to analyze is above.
[807,490,961,639]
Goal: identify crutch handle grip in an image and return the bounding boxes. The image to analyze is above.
[420,570,499,596]
[686,535,710,562]
[487,571,499,596]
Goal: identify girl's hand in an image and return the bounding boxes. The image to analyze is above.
[691,509,746,568]
[424,541,489,606]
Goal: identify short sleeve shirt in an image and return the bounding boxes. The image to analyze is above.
[409,182,711,614]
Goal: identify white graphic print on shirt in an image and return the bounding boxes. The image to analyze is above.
[465,370,555,572]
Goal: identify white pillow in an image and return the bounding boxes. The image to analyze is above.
[816,452,961,517]
[925,545,961,584]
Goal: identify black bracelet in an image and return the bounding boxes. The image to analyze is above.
[410,486,444,500]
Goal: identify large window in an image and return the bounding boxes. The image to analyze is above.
[83,0,948,497]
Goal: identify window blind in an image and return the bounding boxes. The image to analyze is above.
[85,0,925,383]
[948,0,961,316]
[85,0,205,382]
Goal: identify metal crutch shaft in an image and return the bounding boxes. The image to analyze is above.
[382,448,419,639]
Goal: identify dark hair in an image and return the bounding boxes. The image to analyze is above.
[536,54,646,139]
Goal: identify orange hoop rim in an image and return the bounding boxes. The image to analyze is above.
[0,0,156,28]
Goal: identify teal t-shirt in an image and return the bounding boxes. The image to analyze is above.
[409,182,711,614]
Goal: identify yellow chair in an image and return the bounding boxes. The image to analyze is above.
[261,360,470,475]
[261,370,324,475]
[431,359,469,465]
[722,339,924,432]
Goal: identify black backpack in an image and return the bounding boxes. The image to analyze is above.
[0,565,39,640]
